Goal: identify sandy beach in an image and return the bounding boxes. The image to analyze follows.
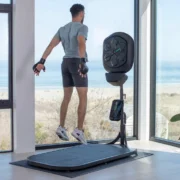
[0,85,180,150]
[34,87,134,144]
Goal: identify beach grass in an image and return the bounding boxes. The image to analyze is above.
[0,84,180,150]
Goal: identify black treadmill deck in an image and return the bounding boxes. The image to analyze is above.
[27,144,137,171]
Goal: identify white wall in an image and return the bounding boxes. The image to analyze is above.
[138,0,151,140]
[13,0,35,153]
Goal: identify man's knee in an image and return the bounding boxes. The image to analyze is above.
[63,95,72,104]
[79,94,87,103]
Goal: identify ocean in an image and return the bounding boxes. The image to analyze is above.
[0,60,180,89]
[34,60,134,89]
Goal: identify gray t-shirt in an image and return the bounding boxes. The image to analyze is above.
[54,22,88,59]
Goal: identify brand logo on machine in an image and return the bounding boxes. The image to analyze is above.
[114,48,121,53]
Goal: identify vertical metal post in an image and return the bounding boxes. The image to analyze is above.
[120,85,125,145]
[150,0,156,138]
[133,0,139,138]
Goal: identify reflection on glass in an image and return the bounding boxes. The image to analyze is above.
[35,0,134,144]
[0,14,9,99]
[0,109,11,151]
[156,0,180,142]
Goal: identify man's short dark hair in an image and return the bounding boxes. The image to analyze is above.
[70,4,84,17]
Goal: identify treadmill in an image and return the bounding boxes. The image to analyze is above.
[27,32,137,171]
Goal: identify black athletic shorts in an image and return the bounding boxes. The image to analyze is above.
[61,58,88,87]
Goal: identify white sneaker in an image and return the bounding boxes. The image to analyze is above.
[56,126,69,141]
[71,128,87,145]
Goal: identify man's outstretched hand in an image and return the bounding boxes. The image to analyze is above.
[33,58,46,76]
[33,64,45,76]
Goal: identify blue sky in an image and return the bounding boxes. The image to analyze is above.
[0,0,10,3]
[0,0,180,62]
[35,0,134,61]
[156,0,180,62]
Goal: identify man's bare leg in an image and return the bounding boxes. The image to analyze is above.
[76,87,88,130]
[60,87,73,127]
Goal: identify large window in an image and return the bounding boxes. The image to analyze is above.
[152,0,180,143]
[0,3,13,152]
[35,0,135,145]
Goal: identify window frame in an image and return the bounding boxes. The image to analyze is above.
[0,3,13,108]
[150,0,180,148]
[0,1,13,152]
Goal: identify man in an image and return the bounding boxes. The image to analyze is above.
[33,4,88,144]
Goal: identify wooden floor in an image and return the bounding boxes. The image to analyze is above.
[0,141,180,180]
